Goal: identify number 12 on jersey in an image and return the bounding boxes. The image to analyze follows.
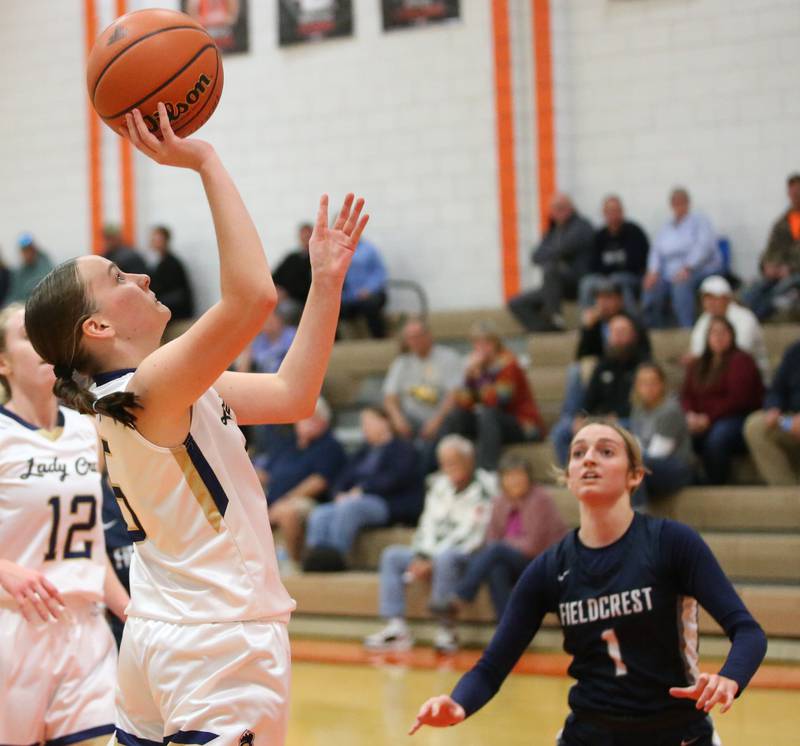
[44,495,97,561]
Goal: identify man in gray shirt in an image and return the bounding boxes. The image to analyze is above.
[508,193,594,332]
[383,318,463,472]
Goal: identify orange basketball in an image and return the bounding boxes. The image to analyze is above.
[87,8,224,139]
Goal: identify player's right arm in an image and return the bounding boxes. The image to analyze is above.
[119,105,276,441]
[0,559,65,623]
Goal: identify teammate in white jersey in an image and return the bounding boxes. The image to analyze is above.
[25,105,368,746]
[0,304,129,746]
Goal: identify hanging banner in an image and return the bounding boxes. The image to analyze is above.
[182,0,250,55]
[382,0,460,30]
[279,0,353,46]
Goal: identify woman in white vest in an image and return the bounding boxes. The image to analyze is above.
[24,105,367,746]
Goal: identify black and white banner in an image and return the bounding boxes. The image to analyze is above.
[181,0,250,55]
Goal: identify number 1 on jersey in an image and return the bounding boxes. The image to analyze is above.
[601,628,628,677]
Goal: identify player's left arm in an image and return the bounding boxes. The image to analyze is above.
[664,521,768,713]
[103,555,130,622]
[214,197,368,425]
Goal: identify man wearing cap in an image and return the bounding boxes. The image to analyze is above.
[7,233,54,303]
[689,275,769,381]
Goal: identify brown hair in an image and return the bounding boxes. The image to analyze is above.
[24,260,140,427]
[695,315,737,389]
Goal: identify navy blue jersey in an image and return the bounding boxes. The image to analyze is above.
[452,513,767,729]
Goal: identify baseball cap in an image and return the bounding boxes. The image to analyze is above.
[593,277,622,296]
[17,232,34,249]
[699,275,732,297]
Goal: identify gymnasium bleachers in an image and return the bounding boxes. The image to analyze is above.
[284,308,800,661]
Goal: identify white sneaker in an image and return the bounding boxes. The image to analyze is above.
[364,620,414,652]
[433,625,459,654]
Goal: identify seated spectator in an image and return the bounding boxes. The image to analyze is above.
[239,302,297,375]
[237,302,298,455]
[508,193,594,332]
[629,362,693,506]
[340,237,388,338]
[744,339,800,485]
[100,223,148,275]
[146,225,194,323]
[440,321,545,470]
[689,275,769,382]
[303,406,423,571]
[578,195,649,311]
[383,317,463,473]
[743,173,800,320]
[363,435,495,653]
[430,453,567,621]
[552,313,648,465]
[256,398,347,574]
[0,247,10,307]
[681,317,764,484]
[7,233,54,303]
[642,187,722,328]
[559,280,652,421]
[272,222,313,321]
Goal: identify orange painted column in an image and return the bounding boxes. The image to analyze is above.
[491,0,520,300]
[116,0,136,247]
[532,0,556,233]
[84,0,103,254]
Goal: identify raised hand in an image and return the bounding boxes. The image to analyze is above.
[669,672,739,714]
[0,559,65,623]
[308,193,369,287]
[119,103,215,172]
[409,695,465,735]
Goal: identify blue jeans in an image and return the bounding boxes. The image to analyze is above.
[305,494,390,556]
[693,415,747,484]
[743,274,800,321]
[578,272,641,312]
[454,542,529,619]
[641,268,716,328]
[635,454,694,507]
[378,545,468,618]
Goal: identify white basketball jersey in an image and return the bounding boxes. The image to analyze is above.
[0,405,105,604]
[92,369,295,624]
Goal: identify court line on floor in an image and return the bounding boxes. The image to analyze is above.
[291,638,800,691]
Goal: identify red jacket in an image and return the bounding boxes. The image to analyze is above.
[456,351,546,436]
[680,349,764,423]
[485,485,568,559]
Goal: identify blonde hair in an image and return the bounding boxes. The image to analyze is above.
[0,303,25,401]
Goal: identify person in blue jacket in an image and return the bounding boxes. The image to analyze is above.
[303,406,423,570]
[410,420,767,745]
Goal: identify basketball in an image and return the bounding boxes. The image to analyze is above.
[86,8,224,139]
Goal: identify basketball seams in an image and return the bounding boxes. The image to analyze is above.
[172,52,222,136]
[90,25,212,103]
[100,44,218,122]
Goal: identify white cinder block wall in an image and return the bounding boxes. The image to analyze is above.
[0,0,796,313]
[552,0,799,275]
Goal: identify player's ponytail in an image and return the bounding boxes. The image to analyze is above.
[25,260,141,428]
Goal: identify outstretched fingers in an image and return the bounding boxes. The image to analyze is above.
[315,194,330,234]
[332,193,355,231]
[350,212,369,246]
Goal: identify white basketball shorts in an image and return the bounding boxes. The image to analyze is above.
[114,617,291,746]
[0,602,117,746]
